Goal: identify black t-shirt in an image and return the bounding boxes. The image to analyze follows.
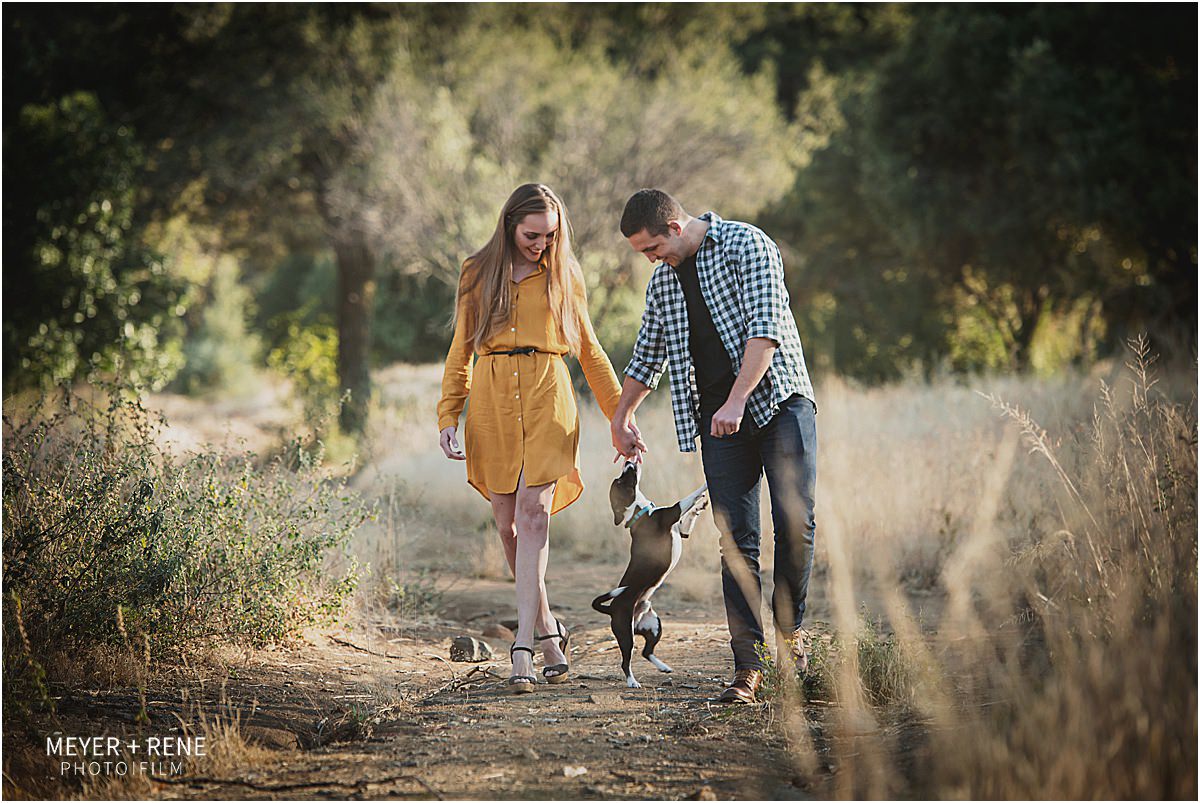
[673,253,736,414]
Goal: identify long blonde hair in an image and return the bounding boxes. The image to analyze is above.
[455,183,587,354]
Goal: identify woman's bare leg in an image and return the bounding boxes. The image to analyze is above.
[513,475,566,671]
[489,477,564,677]
[489,492,519,576]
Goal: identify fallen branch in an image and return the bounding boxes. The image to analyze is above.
[327,635,402,659]
[416,664,502,704]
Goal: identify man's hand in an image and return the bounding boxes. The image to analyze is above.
[710,396,746,438]
[611,376,653,462]
[611,417,647,463]
[709,338,777,438]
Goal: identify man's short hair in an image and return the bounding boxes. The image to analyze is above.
[620,189,687,238]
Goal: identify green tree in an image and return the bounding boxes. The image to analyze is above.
[2,91,187,390]
[761,4,1194,377]
[340,12,805,373]
[6,5,412,432]
[863,4,1196,368]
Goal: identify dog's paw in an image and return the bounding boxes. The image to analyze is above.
[626,676,642,689]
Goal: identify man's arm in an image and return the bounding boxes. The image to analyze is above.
[611,376,652,459]
[709,337,778,437]
[739,228,791,346]
[612,284,667,459]
[709,226,790,437]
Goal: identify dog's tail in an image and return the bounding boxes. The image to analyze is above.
[591,586,626,614]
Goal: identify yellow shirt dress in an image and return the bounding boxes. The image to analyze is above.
[437,264,623,515]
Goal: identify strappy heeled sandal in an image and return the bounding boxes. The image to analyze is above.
[536,620,571,684]
[508,644,537,694]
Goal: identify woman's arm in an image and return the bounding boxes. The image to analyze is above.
[437,300,475,436]
[575,286,623,421]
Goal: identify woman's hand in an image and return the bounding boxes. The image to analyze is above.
[439,426,466,460]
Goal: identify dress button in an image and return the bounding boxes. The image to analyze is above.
[511,327,516,332]
[515,394,520,399]
[513,371,518,376]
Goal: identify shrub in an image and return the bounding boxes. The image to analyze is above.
[2,381,370,715]
[266,318,341,425]
[769,338,1195,798]
[759,615,917,712]
[4,91,189,392]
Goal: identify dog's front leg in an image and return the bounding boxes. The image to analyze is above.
[678,484,708,514]
[677,486,709,537]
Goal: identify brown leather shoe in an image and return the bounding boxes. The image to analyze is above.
[717,668,764,704]
[781,629,810,675]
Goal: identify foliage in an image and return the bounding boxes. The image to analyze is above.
[743,340,1196,798]
[757,614,917,711]
[266,319,342,426]
[6,5,414,433]
[382,570,446,620]
[3,5,1195,393]
[986,337,1197,631]
[2,381,369,715]
[762,4,1194,378]
[251,251,337,354]
[175,254,262,395]
[333,14,803,372]
[927,337,1198,797]
[3,91,189,391]
[372,272,458,364]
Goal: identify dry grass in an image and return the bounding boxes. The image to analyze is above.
[76,706,276,800]
[345,344,1195,798]
[771,339,1197,799]
[125,344,1195,798]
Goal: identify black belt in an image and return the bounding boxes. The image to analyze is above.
[487,346,540,356]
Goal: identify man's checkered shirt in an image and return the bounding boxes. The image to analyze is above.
[624,212,815,453]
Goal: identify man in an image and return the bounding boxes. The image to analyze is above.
[611,189,817,704]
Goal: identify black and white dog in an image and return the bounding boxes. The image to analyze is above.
[592,460,709,688]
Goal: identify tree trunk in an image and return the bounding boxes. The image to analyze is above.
[334,235,375,435]
[1010,287,1049,372]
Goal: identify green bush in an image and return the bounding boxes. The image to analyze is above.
[2,382,369,711]
[757,613,917,711]
[266,319,341,425]
[175,255,262,395]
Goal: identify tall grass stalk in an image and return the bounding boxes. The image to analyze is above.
[770,337,1196,798]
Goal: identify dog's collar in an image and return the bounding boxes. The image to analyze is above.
[626,503,654,529]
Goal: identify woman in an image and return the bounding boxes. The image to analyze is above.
[437,183,623,693]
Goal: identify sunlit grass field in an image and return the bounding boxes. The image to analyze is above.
[339,345,1196,798]
[134,343,1196,799]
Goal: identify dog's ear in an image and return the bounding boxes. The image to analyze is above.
[650,503,682,532]
[613,509,625,527]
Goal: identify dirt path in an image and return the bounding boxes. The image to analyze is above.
[8,567,844,800]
